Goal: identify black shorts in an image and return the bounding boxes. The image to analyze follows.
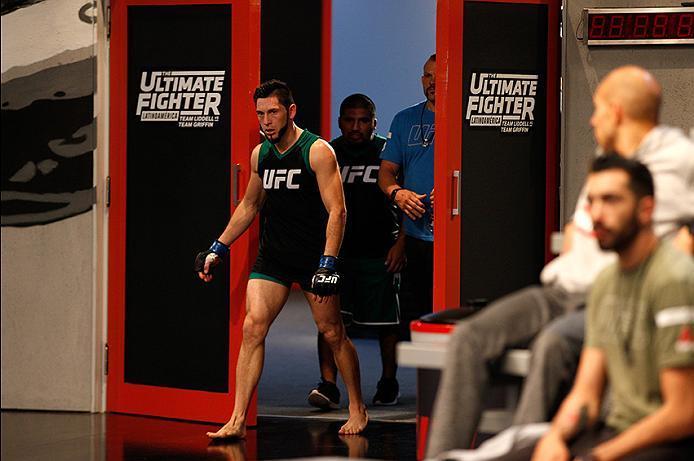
[340,257,400,325]
[250,248,317,291]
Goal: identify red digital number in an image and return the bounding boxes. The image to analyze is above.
[677,13,693,38]
[590,10,694,42]
[608,15,624,38]
[652,14,668,38]
[590,15,606,38]
[633,15,649,38]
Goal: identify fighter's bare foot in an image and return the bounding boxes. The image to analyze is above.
[338,404,368,435]
[206,417,246,439]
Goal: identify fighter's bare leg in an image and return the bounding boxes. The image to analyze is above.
[305,292,368,434]
[207,279,290,439]
[317,333,338,382]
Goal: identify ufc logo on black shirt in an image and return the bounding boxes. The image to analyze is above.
[341,165,379,184]
[262,169,301,189]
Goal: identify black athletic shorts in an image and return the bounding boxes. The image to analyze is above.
[340,256,400,325]
[249,248,317,292]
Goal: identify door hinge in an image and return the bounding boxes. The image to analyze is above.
[107,5,111,40]
[105,176,111,208]
[104,343,109,375]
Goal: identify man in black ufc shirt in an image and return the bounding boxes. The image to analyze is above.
[308,94,405,410]
[196,80,368,438]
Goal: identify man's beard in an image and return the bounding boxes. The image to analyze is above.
[425,86,435,104]
[596,213,641,252]
[346,130,374,146]
[264,121,289,145]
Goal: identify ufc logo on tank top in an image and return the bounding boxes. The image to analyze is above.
[341,165,379,184]
[262,169,301,189]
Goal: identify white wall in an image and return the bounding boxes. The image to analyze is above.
[1,0,100,411]
[331,0,436,138]
[1,213,94,410]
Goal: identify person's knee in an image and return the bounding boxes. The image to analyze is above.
[449,321,480,355]
[317,321,345,349]
[531,329,570,362]
[242,314,270,344]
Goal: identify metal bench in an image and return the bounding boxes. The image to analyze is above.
[397,318,533,458]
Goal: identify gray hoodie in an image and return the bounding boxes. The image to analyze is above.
[541,125,694,294]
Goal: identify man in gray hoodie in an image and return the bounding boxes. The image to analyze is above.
[513,65,694,426]
[426,66,694,457]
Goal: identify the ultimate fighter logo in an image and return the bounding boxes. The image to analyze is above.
[136,70,225,128]
[466,72,538,133]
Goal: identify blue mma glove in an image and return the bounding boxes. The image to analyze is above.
[311,255,341,296]
[194,240,229,274]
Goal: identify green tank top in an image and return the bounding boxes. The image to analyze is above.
[257,130,327,270]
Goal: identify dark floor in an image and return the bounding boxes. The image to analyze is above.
[2,292,419,461]
[1,411,417,461]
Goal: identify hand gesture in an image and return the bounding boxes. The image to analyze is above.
[531,432,570,461]
[385,237,406,273]
[394,189,427,220]
[196,252,220,282]
[194,240,228,282]
[311,255,341,303]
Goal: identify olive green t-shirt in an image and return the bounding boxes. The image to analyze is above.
[586,241,694,432]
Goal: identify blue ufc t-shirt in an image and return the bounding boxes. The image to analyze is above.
[380,101,434,242]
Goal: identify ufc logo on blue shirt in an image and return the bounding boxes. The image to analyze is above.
[341,165,379,184]
[262,169,301,189]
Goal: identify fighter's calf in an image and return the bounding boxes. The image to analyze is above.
[316,320,347,351]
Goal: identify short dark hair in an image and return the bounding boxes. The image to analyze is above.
[428,53,436,63]
[253,79,294,109]
[590,153,654,199]
[339,93,376,118]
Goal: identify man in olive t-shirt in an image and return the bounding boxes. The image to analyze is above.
[586,239,694,434]
[489,154,694,461]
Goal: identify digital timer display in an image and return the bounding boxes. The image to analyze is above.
[584,7,694,45]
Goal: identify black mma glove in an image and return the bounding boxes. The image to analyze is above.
[310,255,341,296]
[194,240,229,274]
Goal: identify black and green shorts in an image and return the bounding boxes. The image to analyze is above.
[249,250,315,291]
[340,257,400,326]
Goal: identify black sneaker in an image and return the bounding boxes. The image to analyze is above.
[308,377,340,410]
[372,378,400,406]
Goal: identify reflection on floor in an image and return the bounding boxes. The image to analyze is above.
[2,410,417,461]
[2,294,420,461]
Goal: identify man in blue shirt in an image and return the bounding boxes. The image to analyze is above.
[378,53,436,340]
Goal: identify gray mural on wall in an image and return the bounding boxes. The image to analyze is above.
[0,0,48,15]
[1,0,97,226]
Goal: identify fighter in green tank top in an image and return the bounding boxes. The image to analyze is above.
[255,130,328,275]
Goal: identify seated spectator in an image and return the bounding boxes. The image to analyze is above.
[426,66,694,457]
[432,154,694,461]
[513,65,694,427]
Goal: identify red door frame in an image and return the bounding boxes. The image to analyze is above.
[433,0,560,312]
[321,0,332,139]
[107,0,260,424]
